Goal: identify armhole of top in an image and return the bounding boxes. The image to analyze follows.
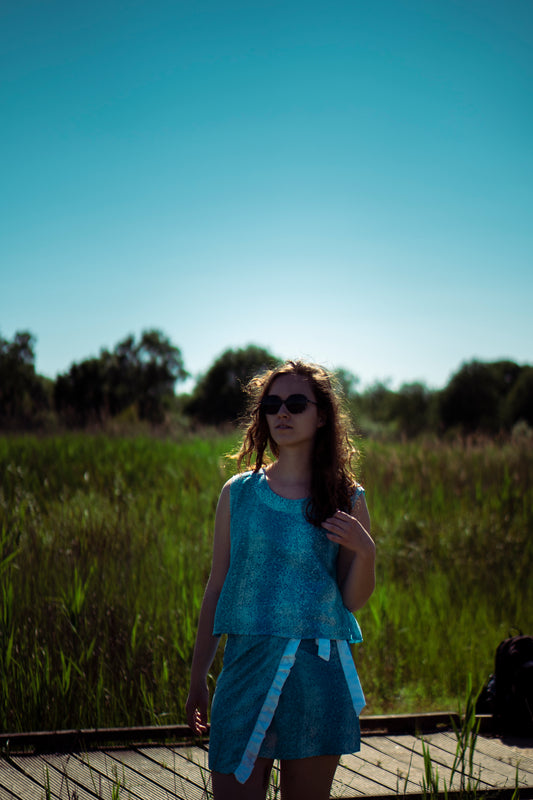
[351,484,365,508]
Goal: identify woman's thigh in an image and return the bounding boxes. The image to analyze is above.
[212,758,274,800]
[279,755,340,800]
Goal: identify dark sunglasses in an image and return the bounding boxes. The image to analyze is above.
[260,394,318,415]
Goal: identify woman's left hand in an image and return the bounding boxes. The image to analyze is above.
[324,498,375,611]
[322,510,374,555]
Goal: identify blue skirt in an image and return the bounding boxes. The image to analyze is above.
[208,636,363,779]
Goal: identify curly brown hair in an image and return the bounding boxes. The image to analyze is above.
[234,359,360,526]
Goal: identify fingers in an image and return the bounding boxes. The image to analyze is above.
[192,708,209,735]
[322,521,348,543]
[322,510,369,550]
[324,510,367,532]
[186,694,209,735]
[322,510,351,534]
[187,705,208,735]
[326,510,354,524]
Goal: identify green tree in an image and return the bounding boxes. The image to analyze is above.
[356,380,396,429]
[503,365,533,429]
[185,345,281,425]
[391,381,434,438]
[0,331,50,428]
[54,329,188,426]
[438,360,522,434]
[333,368,360,400]
[54,358,108,426]
[135,329,189,422]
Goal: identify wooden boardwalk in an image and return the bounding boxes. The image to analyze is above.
[1,716,532,799]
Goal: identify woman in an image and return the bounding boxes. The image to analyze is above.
[186,360,375,800]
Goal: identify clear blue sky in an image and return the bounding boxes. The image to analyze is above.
[2,0,532,392]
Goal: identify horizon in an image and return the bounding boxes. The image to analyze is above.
[4,326,532,396]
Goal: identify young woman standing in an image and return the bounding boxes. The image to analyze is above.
[186,360,375,800]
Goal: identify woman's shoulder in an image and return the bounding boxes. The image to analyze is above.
[222,469,262,494]
[221,470,263,517]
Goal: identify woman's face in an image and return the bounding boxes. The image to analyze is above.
[263,373,324,450]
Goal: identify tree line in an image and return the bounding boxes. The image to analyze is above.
[1,329,532,438]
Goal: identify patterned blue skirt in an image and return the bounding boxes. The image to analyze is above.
[208,635,363,780]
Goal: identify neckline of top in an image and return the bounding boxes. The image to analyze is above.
[258,468,309,507]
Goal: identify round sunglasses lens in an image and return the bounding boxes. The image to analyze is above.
[262,398,281,415]
[286,399,307,414]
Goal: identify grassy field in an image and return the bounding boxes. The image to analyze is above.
[1,431,531,733]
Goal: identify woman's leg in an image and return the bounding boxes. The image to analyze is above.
[212,758,274,800]
[279,755,340,800]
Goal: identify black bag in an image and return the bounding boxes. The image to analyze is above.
[483,634,533,736]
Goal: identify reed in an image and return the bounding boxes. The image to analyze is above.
[0,432,531,731]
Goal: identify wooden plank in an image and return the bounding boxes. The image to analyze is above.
[337,758,399,797]
[330,756,374,796]
[112,746,214,799]
[362,733,437,787]
[2,731,533,800]
[342,741,426,794]
[406,732,486,793]
[361,735,431,788]
[338,754,414,796]
[462,735,533,790]
[12,753,101,800]
[0,724,196,753]
[69,750,179,800]
[108,746,193,787]
[0,785,19,800]
[363,733,472,793]
[136,744,212,798]
[156,744,211,780]
[430,730,533,789]
[106,746,210,800]
[0,757,63,800]
[42,751,141,800]
[436,734,533,786]
[388,733,503,793]
[421,731,527,788]
[471,734,533,775]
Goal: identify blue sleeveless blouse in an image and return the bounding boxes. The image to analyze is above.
[213,470,363,643]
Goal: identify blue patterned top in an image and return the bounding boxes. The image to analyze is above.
[213,470,363,642]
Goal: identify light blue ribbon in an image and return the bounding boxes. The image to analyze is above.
[336,639,366,715]
[234,638,299,783]
[233,638,365,784]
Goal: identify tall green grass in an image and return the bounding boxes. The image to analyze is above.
[1,432,531,731]
[356,435,533,711]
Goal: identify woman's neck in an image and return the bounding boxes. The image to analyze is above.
[265,447,313,495]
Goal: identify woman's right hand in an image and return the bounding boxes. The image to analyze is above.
[185,682,209,735]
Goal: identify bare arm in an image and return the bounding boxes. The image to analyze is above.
[185,480,231,734]
[322,493,375,612]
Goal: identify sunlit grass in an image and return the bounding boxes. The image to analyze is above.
[0,432,531,731]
